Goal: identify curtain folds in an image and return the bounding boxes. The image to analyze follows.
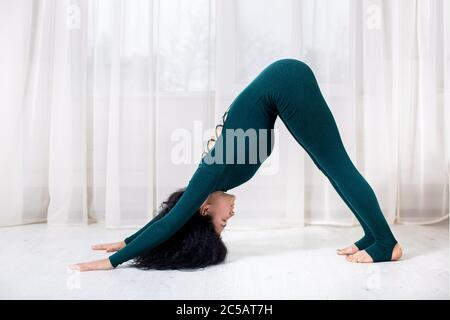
[0,0,448,229]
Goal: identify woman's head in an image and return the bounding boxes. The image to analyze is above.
[131,188,231,270]
[199,191,236,234]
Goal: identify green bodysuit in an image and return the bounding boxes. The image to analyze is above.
[108,58,398,267]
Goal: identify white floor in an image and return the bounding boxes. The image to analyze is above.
[1,220,448,300]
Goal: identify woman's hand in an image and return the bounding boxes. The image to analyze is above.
[69,258,114,272]
[91,241,126,252]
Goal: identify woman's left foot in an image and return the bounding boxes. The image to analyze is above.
[336,244,360,255]
[345,243,403,263]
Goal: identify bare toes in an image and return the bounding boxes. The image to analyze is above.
[355,250,373,263]
[336,248,349,255]
[346,251,362,263]
[337,245,359,255]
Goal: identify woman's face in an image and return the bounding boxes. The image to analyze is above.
[200,191,236,234]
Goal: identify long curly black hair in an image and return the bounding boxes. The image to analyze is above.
[130,188,228,270]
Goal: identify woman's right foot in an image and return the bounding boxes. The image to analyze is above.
[346,243,403,263]
[336,244,360,255]
[337,234,375,255]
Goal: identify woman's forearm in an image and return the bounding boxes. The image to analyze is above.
[123,216,158,244]
[108,161,226,267]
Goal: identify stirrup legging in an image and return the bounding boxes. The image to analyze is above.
[108,58,398,267]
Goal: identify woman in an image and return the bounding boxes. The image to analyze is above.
[70,58,403,271]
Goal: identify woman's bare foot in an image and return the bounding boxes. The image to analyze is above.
[91,241,126,253]
[345,243,403,263]
[336,244,360,255]
[69,258,114,272]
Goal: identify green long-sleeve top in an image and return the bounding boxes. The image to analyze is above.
[108,58,305,267]
[108,57,399,265]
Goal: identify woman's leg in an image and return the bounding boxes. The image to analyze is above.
[307,149,375,251]
[266,59,398,262]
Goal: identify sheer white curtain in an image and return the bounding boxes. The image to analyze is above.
[0,0,448,229]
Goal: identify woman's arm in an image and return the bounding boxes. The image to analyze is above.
[92,241,126,252]
[108,160,226,268]
[123,215,158,245]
